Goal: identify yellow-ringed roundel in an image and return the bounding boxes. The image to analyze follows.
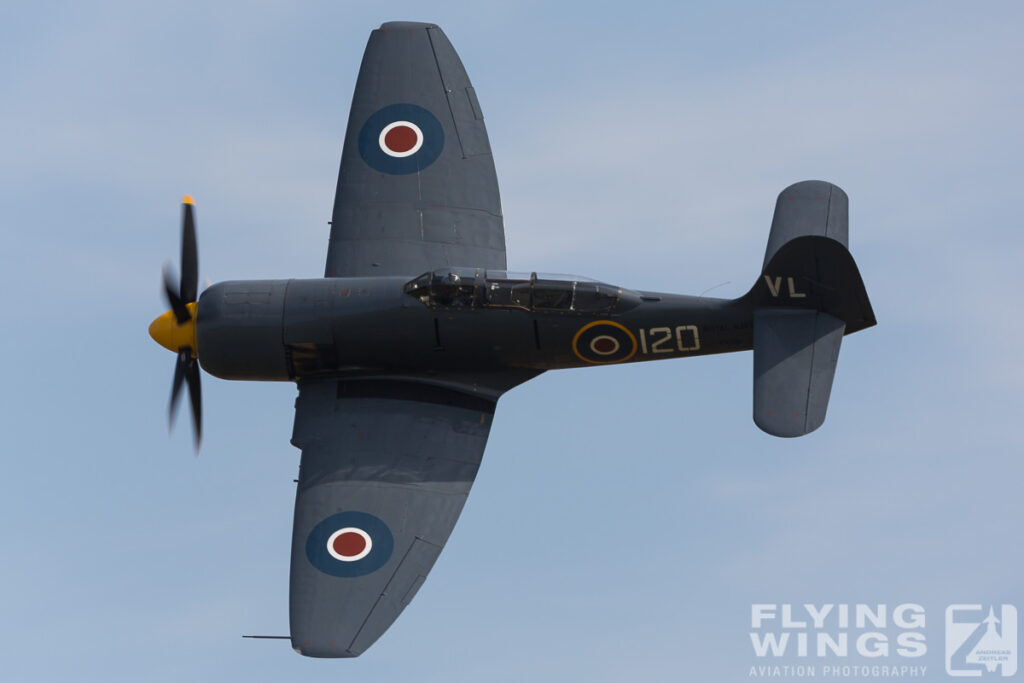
[572,320,638,364]
[358,103,444,175]
[306,511,394,577]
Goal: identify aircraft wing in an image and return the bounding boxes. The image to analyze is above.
[288,372,536,657]
[324,22,506,278]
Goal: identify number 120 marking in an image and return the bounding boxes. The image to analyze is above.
[638,325,700,354]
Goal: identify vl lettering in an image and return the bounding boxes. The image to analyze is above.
[763,275,807,299]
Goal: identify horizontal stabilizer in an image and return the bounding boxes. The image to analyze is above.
[764,180,848,269]
[753,309,845,437]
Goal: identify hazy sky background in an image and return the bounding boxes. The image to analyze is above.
[2,2,1023,681]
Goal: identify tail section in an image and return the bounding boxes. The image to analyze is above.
[744,181,876,437]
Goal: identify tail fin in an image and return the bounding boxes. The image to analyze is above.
[744,181,876,437]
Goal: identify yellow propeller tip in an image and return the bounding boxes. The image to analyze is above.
[182,194,194,205]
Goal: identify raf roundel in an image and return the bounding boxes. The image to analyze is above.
[326,527,372,562]
[572,320,638,364]
[378,121,424,157]
[358,103,445,175]
[306,511,394,578]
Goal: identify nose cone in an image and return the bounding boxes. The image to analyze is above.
[148,303,198,355]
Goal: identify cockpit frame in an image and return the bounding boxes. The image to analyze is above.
[403,268,634,314]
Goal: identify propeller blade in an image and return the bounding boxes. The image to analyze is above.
[186,355,203,452]
[163,264,191,324]
[157,197,204,453]
[169,349,188,427]
[181,198,198,304]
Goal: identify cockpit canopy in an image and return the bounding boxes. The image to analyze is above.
[403,268,638,313]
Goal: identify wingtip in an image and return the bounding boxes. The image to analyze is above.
[378,21,438,32]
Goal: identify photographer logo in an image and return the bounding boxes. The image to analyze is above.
[945,604,1017,677]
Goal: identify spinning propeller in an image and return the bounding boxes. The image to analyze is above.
[148,195,202,450]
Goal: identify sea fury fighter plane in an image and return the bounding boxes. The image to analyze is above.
[148,22,874,657]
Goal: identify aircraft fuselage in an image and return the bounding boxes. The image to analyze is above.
[196,274,757,382]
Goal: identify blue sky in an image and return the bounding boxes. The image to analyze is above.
[2,2,1023,681]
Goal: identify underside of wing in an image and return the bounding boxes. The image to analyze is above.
[287,372,535,657]
[325,22,506,278]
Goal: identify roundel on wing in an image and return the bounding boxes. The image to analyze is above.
[306,511,395,578]
[572,320,638,364]
[358,103,445,175]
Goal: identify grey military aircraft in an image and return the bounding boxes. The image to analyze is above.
[148,22,874,658]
